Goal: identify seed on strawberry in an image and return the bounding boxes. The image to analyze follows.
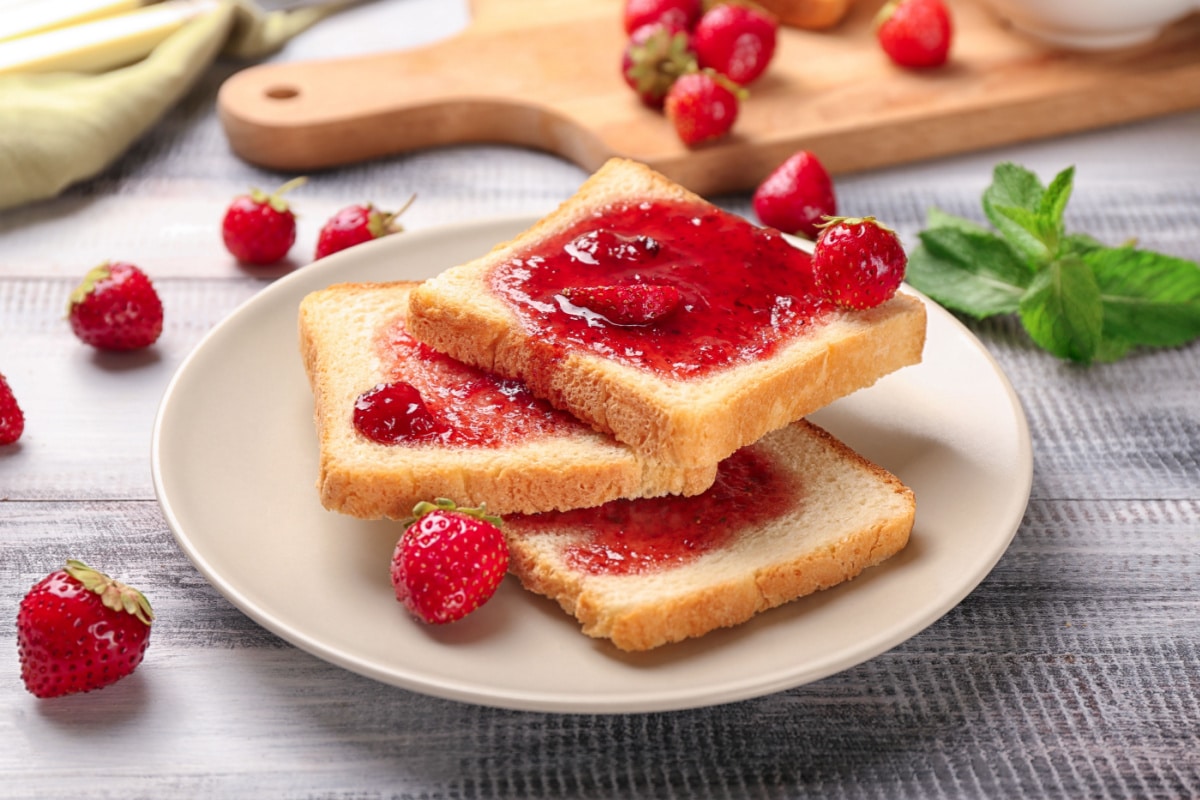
[811,217,907,310]
[0,372,24,445]
[752,150,838,240]
[875,0,952,69]
[664,68,744,147]
[693,2,778,86]
[353,381,443,444]
[314,195,415,260]
[221,176,306,265]
[391,499,509,625]
[623,0,702,35]
[622,21,697,108]
[17,560,154,699]
[67,261,164,351]
[561,283,683,326]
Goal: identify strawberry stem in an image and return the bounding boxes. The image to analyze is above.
[408,498,502,527]
[63,559,154,626]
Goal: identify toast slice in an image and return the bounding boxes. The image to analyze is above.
[407,158,926,468]
[298,281,718,518]
[504,419,915,652]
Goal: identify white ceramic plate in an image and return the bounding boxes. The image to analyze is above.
[153,216,1032,714]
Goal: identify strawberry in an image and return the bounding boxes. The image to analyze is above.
[664,68,744,147]
[0,372,24,445]
[693,2,778,86]
[221,176,305,265]
[752,150,838,240]
[67,261,164,350]
[390,500,509,625]
[811,217,907,310]
[561,283,683,325]
[17,560,154,699]
[314,195,415,260]
[622,21,697,108]
[353,381,443,444]
[875,0,952,69]
[623,0,702,35]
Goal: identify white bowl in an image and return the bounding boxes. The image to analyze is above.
[976,0,1200,49]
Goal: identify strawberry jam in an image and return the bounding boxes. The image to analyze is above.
[366,315,580,447]
[489,199,831,379]
[518,445,800,575]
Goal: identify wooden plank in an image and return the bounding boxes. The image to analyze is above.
[216,0,1200,194]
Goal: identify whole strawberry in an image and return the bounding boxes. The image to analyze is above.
[664,69,744,147]
[623,0,702,35]
[693,2,778,86]
[221,176,305,265]
[0,372,24,445]
[17,560,154,699]
[752,150,838,240]
[812,217,907,310]
[391,500,509,624]
[875,0,952,69]
[622,21,697,108]
[67,261,164,350]
[314,196,414,260]
[561,283,682,325]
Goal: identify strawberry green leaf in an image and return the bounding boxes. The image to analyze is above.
[906,228,1031,317]
[1086,247,1200,354]
[1018,256,1103,363]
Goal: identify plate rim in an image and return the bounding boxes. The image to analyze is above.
[152,213,1033,714]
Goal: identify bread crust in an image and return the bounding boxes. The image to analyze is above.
[407,158,927,468]
[298,281,717,518]
[504,420,915,651]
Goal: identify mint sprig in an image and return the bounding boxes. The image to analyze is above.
[905,163,1200,364]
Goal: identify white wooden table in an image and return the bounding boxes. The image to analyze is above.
[2,2,1199,796]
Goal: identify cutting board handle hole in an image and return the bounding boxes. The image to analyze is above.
[265,85,300,100]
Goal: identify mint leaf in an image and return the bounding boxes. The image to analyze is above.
[925,207,989,234]
[1018,256,1103,363]
[984,163,1044,215]
[1061,232,1106,257]
[906,227,1031,316]
[981,165,1074,266]
[1087,247,1200,353]
[1037,166,1074,243]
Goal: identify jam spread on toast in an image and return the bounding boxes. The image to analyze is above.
[519,445,800,575]
[490,199,830,380]
[366,315,578,447]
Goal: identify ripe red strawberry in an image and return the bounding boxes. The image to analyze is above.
[353,381,443,444]
[17,560,154,699]
[221,176,305,265]
[693,2,778,86]
[623,0,702,35]
[314,195,415,260]
[752,150,838,240]
[664,69,743,147]
[67,261,164,350]
[875,0,952,69]
[561,283,683,325]
[391,500,509,625]
[622,21,697,108]
[812,217,907,310]
[0,372,24,445]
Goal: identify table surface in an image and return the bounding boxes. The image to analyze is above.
[2,1,1199,797]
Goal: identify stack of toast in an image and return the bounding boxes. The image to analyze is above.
[300,158,927,651]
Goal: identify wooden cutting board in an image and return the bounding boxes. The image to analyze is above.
[216,0,1200,195]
